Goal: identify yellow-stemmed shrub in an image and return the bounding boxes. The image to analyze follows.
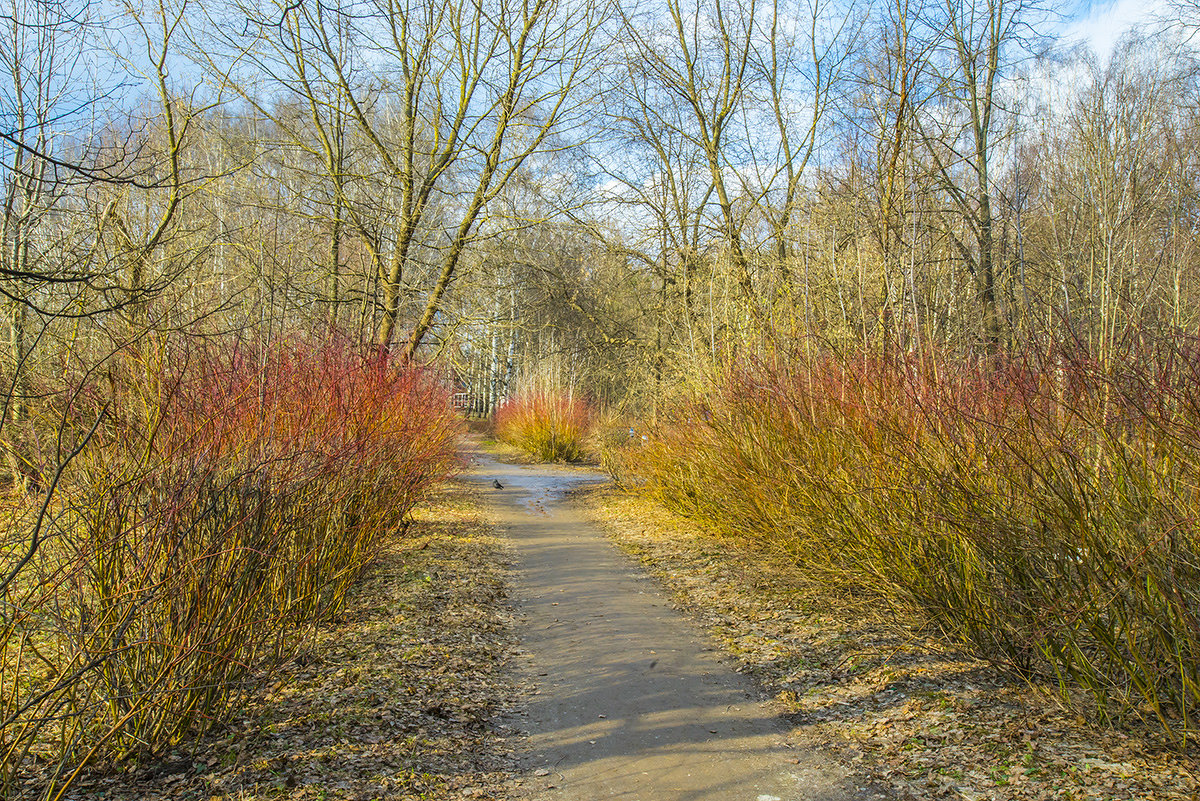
[493,388,593,463]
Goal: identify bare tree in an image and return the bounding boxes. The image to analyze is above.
[615,0,761,320]
[910,0,1036,351]
[1023,34,1200,354]
[749,0,858,278]
[201,0,606,361]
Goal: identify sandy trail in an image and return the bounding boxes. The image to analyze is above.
[463,449,856,801]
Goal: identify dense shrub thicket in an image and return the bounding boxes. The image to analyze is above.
[493,388,593,462]
[607,338,1200,746]
[0,335,461,797]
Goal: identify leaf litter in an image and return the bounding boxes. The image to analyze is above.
[61,482,520,801]
[580,485,1200,801]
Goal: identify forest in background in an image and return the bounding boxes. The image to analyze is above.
[6,0,1200,410]
[5,0,1200,794]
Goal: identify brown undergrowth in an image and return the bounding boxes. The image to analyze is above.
[57,483,518,801]
[581,485,1200,801]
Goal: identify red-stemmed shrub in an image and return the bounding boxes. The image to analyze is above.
[1,332,462,795]
[608,336,1200,747]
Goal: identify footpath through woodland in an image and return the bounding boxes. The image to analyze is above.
[464,447,854,801]
[69,442,1200,801]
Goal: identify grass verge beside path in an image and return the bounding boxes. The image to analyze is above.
[64,483,517,801]
[580,485,1200,801]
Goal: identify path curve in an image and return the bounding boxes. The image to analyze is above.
[463,448,856,801]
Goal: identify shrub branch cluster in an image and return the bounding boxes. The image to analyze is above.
[0,334,462,798]
[608,337,1200,748]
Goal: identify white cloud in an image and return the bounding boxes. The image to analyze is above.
[1060,0,1168,63]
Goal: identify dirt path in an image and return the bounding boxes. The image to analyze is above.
[465,450,856,801]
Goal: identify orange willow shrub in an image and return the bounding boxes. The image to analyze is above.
[609,340,1200,746]
[1,335,461,797]
[493,389,592,462]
